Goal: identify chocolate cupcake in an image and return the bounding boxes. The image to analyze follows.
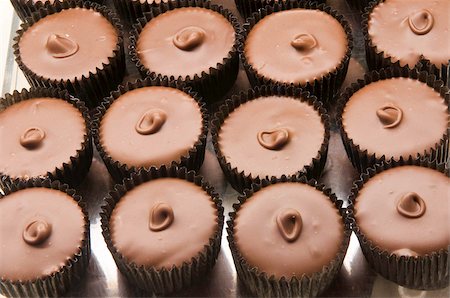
[0,87,92,187]
[348,159,449,289]
[100,166,224,295]
[13,0,125,108]
[337,68,449,173]
[129,0,241,103]
[0,179,90,297]
[234,0,326,20]
[211,85,330,193]
[228,176,351,297]
[240,1,353,104]
[364,0,450,86]
[92,77,208,183]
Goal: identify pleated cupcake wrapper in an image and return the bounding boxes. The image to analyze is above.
[92,77,208,184]
[0,178,90,297]
[347,159,449,290]
[363,0,450,87]
[240,1,353,105]
[9,0,104,21]
[129,0,241,103]
[211,85,330,193]
[336,68,450,173]
[0,87,93,188]
[227,176,352,297]
[234,0,326,20]
[112,0,168,23]
[345,0,371,12]
[13,0,126,109]
[100,165,224,295]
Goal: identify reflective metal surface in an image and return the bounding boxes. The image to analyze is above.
[0,0,449,296]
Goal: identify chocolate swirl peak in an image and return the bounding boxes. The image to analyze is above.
[397,192,426,218]
[391,248,419,257]
[23,219,52,246]
[276,208,302,243]
[135,109,167,135]
[172,26,206,51]
[376,103,403,128]
[46,34,79,58]
[408,10,434,35]
[290,33,317,51]
[20,127,46,150]
[149,202,174,232]
[257,128,290,150]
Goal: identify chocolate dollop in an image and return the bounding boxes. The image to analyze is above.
[276,208,302,243]
[391,248,420,257]
[376,103,403,128]
[397,192,426,218]
[408,10,434,35]
[20,127,46,150]
[172,26,206,51]
[46,34,79,58]
[290,33,317,51]
[22,219,52,246]
[257,128,290,150]
[149,202,174,232]
[135,109,167,135]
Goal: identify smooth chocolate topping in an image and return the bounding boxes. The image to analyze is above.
[110,178,217,269]
[234,183,343,278]
[244,9,348,84]
[369,0,449,68]
[342,78,448,159]
[137,7,235,78]
[20,127,46,150]
[355,166,449,256]
[18,8,118,82]
[148,202,174,232]
[219,96,325,178]
[0,98,86,179]
[0,188,85,281]
[100,86,202,168]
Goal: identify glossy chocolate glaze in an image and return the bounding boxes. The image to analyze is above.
[354,166,449,256]
[109,178,218,269]
[0,188,85,281]
[0,98,86,179]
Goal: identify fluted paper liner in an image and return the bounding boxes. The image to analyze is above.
[100,166,224,295]
[234,0,325,20]
[13,0,126,109]
[336,68,449,173]
[363,0,450,87]
[211,85,330,193]
[0,87,93,188]
[240,1,353,105]
[345,0,371,12]
[129,0,241,103]
[347,158,449,290]
[227,175,351,297]
[92,77,208,184]
[112,0,168,22]
[0,179,90,297]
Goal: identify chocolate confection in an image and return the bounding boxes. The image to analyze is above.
[0,97,86,179]
[136,7,235,79]
[244,9,348,85]
[0,187,85,281]
[99,86,203,169]
[342,77,448,160]
[233,182,344,278]
[354,165,449,256]
[109,178,218,269]
[368,0,450,69]
[218,96,325,178]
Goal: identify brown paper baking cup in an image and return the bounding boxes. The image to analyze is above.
[13,0,126,109]
[92,77,208,184]
[0,87,93,188]
[347,158,449,290]
[9,0,104,21]
[240,1,353,105]
[100,166,224,295]
[129,0,241,103]
[345,0,371,12]
[363,0,450,87]
[234,0,326,20]
[0,178,90,297]
[336,68,449,173]
[227,175,351,297]
[112,0,168,22]
[211,85,330,193]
